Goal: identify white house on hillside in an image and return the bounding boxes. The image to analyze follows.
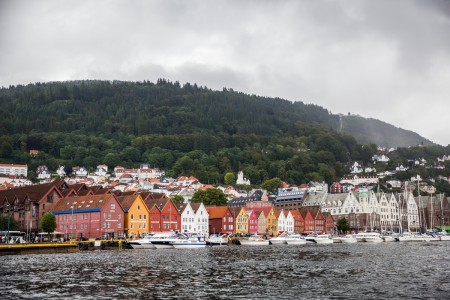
[236,171,250,185]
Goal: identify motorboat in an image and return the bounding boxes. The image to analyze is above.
[313,234,334,244]
[285,234,306,245]
[205,234,229,246]
[239,235,269,246]
[437,231,450,241]
[127,234,156,249]
[305,234,317,243]
[355,232,384,243]
[381,234,396,242]
[170,236,207,249]
[269,233,288,245]
[339,234,357,244]
[332,236,342,243]
[151,232,185,249]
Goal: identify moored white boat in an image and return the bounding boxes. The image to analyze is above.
[355,232,384,243]
[339,234,357,244]
[269,234,288,245]
[381,235,396,242]
[285,234,306,245]
[151,232,185,249]
[239,235,269,246]
[205,234,229,246]
[127,234,156,249]
[437,231,450,241]
[332,236,342,243]
[170,236,207,249]
[305,234,317,243]
[313,234,334,244]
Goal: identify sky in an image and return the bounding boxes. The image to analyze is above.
[1,0,450,145]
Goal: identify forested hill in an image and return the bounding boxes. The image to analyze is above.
[0,79,339,136]
[339,115,435,148]
[0,79,440,186]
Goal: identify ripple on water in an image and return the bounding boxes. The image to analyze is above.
[1,243,450,299]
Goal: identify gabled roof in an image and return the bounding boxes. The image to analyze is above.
[144,198,174,213]
[0,181,63,207]
[52,193,122,213]
[117,195,139,212]
[190,202,203,214]
[206,206,230,219]
[252,207,273,218]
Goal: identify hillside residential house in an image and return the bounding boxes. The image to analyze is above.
[0,164,28,177]
[95,165,108,177]
[52,193,125,239]
[206,206,234,234]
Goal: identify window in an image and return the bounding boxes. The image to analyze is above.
[110,204,116,210]
[139,214,142,220]
[131,214,134,220]
[144,215,147,220]
[118,214,121,219]
[137,205,140,210]
[102,222,106,228]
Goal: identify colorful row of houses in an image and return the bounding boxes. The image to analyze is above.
[0,179,334,240]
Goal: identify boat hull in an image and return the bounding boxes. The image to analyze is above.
[171,242,207,249]
[269,239,287,245]
[240,240,270,246]
[340,238,357,244]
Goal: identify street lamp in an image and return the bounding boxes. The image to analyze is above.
[71,205,74,240]
[6,203,11,244]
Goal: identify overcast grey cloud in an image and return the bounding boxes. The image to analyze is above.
[1,0,450,145]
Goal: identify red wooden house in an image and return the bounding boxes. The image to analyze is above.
[322,212,335,234]
[206,206,234,234]
[52,193,125,239]
[144,198,180,232]
[309,207,325,233]
[300,209,315,234]
[290,210,305,234]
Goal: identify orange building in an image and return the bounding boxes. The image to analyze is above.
[117,194,149,239]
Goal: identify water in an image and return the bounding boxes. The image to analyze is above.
[1,242,450,299]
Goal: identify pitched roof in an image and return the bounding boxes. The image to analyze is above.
[0,181,63,207]
[206,206,229,219]
[116,195,138,212]
[52,193,120,213]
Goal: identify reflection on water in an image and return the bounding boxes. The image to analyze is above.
[1,242,450,299]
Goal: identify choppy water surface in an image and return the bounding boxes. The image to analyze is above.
[1,242,450,299]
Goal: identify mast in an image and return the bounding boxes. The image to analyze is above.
[440,193,444,231]
[430,193,433,230]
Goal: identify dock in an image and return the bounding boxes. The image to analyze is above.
[0,242,79,255]
[0,239,126,255]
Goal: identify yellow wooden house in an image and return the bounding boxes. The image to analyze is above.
[265,207,278,236]
[235,207,249,234]
[117,194,149,239]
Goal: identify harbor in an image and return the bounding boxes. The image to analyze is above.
[1,242,449,299]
